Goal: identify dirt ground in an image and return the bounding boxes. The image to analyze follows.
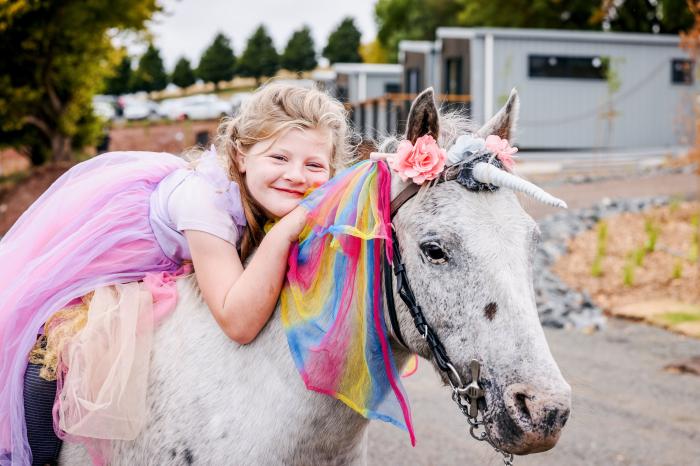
[554,201,700,337]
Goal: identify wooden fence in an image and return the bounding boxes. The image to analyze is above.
[348,93,472,139]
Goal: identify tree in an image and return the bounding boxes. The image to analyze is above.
[171,57,196,89]
[359,39,390,64]
[131,44,168,92]
[281,26,317,74]
[660,0,695,33]
[603,0,694,33]
[323,17,362,64]
[456,0,600,30]
[0,0,159,164]
[104,53,133,95]
[375,0,463,63]
[197,33,236,88]
[238,25,280,85]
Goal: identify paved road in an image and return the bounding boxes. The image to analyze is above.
[367,172,700,465]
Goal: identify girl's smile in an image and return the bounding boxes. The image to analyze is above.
[237,127,333,218]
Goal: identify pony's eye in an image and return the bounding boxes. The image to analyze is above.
[420,241,448,264]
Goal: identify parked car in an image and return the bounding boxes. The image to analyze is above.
[175,95,232,120]
[122,98,160,120]
[92,95,117,121]
[92,100,116,121]
[157,97,190,120]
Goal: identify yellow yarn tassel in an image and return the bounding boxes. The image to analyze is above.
[29,293,93,381]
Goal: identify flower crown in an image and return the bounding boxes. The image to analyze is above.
[385,134,517,185]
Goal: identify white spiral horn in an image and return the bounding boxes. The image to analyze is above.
[472,163,568,209]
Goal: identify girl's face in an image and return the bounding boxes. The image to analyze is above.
[237,127,333,218]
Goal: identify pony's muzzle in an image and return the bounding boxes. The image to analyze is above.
[501,382,571,454]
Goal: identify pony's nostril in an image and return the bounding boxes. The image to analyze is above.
[514,392,533,423]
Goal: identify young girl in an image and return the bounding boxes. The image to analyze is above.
[0,83,353,465]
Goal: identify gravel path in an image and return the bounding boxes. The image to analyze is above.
[367,171,700,466]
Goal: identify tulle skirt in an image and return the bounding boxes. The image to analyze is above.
[0,151,189,466]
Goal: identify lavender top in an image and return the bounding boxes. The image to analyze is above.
[149,148,247,263]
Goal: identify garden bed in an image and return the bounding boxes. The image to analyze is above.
[553,200,700,337]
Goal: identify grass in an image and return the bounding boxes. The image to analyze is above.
[591,255,604,277]
[658,310,700,325]
[690,214,699,262]
[622,257,635,286]
[672,259,683,280]
[644,218,659,253]
[632,247,646,267]
[596,220,608,256]
[590,220,608,277]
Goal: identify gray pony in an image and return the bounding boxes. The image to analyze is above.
[60,89,571,465]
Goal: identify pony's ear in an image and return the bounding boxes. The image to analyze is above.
[476,88,519,141]
[405,88,440,144]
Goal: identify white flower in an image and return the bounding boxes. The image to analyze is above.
[446,134,487,164]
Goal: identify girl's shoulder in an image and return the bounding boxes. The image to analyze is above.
[150,146,246,252]
[172,146,246,228]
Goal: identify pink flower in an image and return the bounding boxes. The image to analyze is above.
[387,134,447,184]
[485,135,518,171]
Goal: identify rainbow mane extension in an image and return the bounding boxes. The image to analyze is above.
[281,160,415,445]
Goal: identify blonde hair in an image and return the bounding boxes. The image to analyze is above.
[213,83,355,261]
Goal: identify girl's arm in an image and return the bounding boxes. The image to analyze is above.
[185,207,307,344]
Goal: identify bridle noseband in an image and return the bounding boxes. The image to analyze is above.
[381,159,515,465]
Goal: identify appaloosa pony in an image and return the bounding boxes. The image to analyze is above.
[60,89,570,465]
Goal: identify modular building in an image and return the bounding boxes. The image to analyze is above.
[398,27,695,150]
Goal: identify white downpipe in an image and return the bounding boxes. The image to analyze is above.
[484,33,494,122]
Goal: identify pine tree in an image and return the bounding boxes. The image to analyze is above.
[238,25,280,85]
[197,33,236,88]
[104,54,133,95]
[171,57,196,88]
[132,44,168,92]
[281,26,317,74]
[323,17,362,64]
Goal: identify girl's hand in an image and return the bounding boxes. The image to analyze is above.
[274,205,309,243]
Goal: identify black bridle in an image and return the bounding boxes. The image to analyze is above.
[380,158,515,465]
[382,228,451,371]
[381,155,502,371]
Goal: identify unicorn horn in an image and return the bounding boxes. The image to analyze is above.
[472,163,567,209]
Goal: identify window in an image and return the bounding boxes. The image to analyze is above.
[384,82,400,94]
[672,59,694,85]
[405,68,421,94]
[528,55,607,80]
[445,58,463,94]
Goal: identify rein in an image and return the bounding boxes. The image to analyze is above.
[382,162,515,465]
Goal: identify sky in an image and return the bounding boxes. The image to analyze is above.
[142,0,379,70]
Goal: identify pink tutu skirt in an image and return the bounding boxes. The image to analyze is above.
[0,151,189,465]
